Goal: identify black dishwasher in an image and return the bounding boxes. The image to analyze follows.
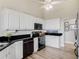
[23,38,34,59]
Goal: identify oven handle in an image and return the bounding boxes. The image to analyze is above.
[23,40,33,44]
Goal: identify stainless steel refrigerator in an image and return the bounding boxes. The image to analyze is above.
[74,12,79,59]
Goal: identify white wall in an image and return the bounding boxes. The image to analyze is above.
[44,19,60,30]
[44,19,65,47]
[64,19,76,44]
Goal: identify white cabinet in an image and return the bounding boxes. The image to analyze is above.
[19,13,33,29]
[0,9,9,31]
[15,41,23,59]
[0,9,20,30]
[0,41,23,59]
[8,11,19,30]
[34,37,38,52]
[46,35,60,48]
[6,43,16,59]
[0,8,44,32]
[20,13,34,29]
[0,48,7,59]
[0,43,16,59]
[20,13,28,29]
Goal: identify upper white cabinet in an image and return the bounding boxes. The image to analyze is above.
[19,13,34,29]
[8,10,19,30]
[0,9,19,31]
[19,13,28,29]
[0,8,44,32]
[0,9,9,31]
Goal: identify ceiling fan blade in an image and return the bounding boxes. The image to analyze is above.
[51,1,61,5]
[31,0,47,4]
[45,0,52,2]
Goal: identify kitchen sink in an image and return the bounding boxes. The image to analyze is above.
[0,43,8,49]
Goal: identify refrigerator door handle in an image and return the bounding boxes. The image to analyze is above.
[74,47,78,57]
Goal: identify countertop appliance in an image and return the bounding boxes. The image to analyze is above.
[34,23,45,51]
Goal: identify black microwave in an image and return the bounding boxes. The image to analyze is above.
[34,23,42,30]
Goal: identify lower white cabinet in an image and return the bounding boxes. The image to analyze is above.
[0,41,23,59]
[34,37,38,52]
[0,43,16,59]
[15,41,23,59]
[0,48,7,59]
[46,35,60,48]
[6,44,16,59]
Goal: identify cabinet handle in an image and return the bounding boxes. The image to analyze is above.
[23,40,33,43]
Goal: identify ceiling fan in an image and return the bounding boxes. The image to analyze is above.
[32,0,62,10]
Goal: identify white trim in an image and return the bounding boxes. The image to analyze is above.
[65,41,74,44]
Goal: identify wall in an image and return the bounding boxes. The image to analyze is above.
[64,19,76,44]
[0,0,44,19]
[44,18,65,47]
[44,0,78,19]
[44,19,60,30]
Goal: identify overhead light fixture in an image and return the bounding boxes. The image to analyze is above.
[32,0,63,10]
[43,4,53,10]
[42,0,62,10]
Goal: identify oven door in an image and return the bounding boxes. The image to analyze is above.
[38,36,45,51]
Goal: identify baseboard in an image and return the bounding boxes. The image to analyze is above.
[65,41,74,45]
[60,44,64,48]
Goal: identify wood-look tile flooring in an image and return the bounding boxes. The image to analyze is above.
[25,44,76,59]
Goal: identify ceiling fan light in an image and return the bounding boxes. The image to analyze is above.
[44,4,53,10]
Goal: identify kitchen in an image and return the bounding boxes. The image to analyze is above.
[0,0,78,59]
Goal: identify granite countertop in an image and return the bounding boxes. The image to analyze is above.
[0,37,32,51]
[45,32,62,36]
[0,34,31,51]
[0,32,63,51]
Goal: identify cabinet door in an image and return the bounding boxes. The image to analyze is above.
[46,35,60,48]
[0,9,9,31]
[20,14,34,29]
[6,44,16,59]
[8,11,19,30]
[15,41,23,59]
[34,38,38,52]
[20,13,28,29]
[0,49,7,59]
